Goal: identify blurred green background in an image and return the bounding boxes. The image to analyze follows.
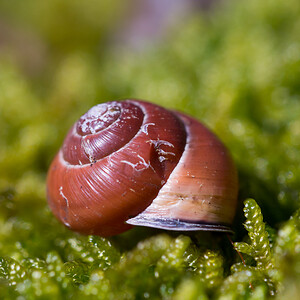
[0,0,300,299]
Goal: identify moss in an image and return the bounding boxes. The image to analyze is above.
[1,0,300,298]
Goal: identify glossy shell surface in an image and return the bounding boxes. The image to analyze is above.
[47,100,238,236]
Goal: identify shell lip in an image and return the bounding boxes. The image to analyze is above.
[126,216,234,233]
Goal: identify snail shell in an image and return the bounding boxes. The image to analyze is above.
[47,100,238,237]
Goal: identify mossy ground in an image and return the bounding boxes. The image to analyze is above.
[0,0,300,299]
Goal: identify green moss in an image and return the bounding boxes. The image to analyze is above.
[234,199,274,270]
[1,0,300,298]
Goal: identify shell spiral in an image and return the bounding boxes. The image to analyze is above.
[47,100,238,237]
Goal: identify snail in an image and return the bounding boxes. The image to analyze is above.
[47,99,238,237]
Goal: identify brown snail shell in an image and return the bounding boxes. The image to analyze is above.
[46,99,238,237]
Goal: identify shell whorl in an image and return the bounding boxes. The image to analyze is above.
[46,99,238,237]
[47,100,187,236]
